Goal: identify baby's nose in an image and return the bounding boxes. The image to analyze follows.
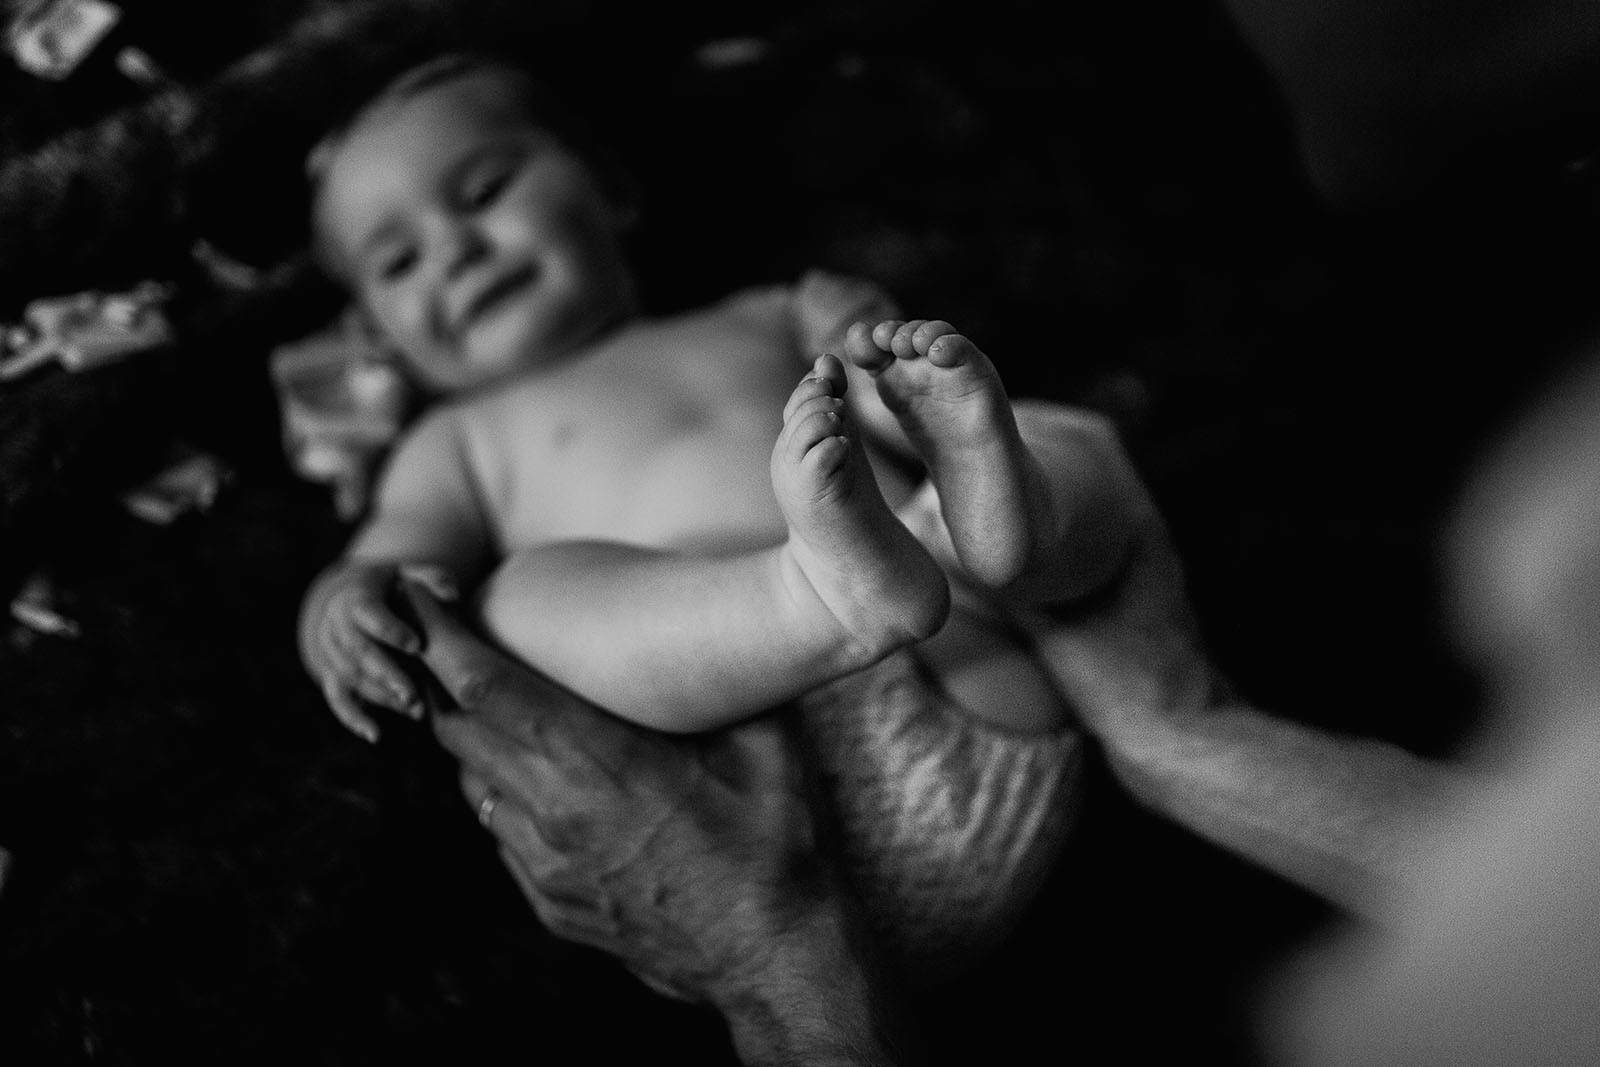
[439,222,491,277]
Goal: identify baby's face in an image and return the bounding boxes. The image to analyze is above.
[314,67,635,393]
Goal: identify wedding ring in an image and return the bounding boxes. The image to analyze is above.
[476,789,500,829]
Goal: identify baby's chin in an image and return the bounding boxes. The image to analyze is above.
[468,303,623,377]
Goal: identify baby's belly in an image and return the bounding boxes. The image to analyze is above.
[497,414,916,554]
[617,433,788,550]
[498,418,788,552]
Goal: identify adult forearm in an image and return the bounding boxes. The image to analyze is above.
[717,902,912,1067]
[1105,702,1468,917]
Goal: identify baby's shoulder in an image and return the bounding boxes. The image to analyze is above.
[703,281,799,325]
[390,393,515,472]
[382,401,466,469]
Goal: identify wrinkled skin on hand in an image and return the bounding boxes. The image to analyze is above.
[410,584,838,1006]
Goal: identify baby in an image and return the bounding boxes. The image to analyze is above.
[297,50,1142,971]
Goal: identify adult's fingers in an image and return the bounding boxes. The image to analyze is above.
[435,705,623,836]
[505,838,700,1004]
[503,847,629,952]
[407,582,676,784]
[458,765,566,883]
[403,583,572,726]
[458,761,630,903]
[437,714,557,814]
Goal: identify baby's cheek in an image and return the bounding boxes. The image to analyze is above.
[380,296,425,351]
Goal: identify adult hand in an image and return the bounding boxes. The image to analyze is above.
[405,586,907,1065]
[1022,471,1220,745]
[1031,509,1457,916]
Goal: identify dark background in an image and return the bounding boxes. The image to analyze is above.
[2,0,1597,1063]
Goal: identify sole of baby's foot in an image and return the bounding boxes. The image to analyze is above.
[843,319,1040,588]
[772,354,950,660]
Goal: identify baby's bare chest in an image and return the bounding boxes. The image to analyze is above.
[477,321,801,551]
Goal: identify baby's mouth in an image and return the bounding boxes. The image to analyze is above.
[455,264,540,336]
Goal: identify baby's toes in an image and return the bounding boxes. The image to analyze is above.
[782,375,833,424]
[843,321,894,372]
[870,319,907,353]
[776,387,853,501]
[782,392,846,464]
[883,319,934,361]
[796,425,850,489]
[911,320,964,362]
[781,361,844,423]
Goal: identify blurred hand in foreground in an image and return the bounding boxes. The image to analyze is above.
[407,585,906,1066]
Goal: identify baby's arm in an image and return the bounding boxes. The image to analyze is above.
[299,407,494,741]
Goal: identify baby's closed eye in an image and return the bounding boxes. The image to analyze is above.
[457,148,524,210]
[373,245,419,282]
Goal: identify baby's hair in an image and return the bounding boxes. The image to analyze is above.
[306,51,570,193]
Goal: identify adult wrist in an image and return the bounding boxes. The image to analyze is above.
[715,893,907,1067]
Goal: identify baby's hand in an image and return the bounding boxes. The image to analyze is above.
[300,560,458,742]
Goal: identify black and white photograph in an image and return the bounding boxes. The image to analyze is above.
[3,1,1599,1063]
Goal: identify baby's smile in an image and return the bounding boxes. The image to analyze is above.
[445,261,541,343]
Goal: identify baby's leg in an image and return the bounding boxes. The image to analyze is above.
[770,353,950,659]
[476,355,947,733]
[846,319,1144,606]
[843,319,1038,589]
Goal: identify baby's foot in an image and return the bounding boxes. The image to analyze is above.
[771,353,949,660]
[843,319,1041,588]
[792,270,900,356]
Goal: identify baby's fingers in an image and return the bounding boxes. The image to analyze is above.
[400,563,459,602]
[329,631,423,719]
[350,597,420,654]
[323,677,380,743]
